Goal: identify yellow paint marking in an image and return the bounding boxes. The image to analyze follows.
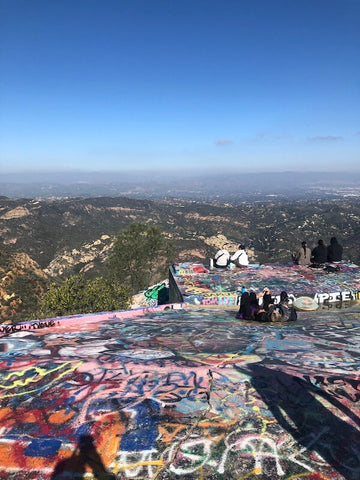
[1,362,74,388]
[260,417,277,434]
[0,362,82,398]
[237,467,262,479]
[113,459,163,473]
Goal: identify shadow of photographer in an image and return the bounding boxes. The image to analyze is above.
[246,363,360,480]
[51,433,116,480]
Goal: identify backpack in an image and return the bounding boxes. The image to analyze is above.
[279,303,297,322]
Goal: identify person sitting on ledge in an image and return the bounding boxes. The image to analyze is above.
[310,239,327,265]
[293,241,311,265]
[213,247,230,268]
[327,237,343,262]
[230,244,249,267]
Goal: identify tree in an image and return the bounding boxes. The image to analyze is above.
[39,274,131,317]
[107,223,173,293]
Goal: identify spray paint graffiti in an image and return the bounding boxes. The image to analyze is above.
[171,262,360,305]
[132,280,169,308]
[0,306,359,479]
[0,319,56,335]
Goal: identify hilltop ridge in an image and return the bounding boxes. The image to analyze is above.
[1,195,359,273]
[1,195,359,321]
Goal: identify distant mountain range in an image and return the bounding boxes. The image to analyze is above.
[1,192,359,322]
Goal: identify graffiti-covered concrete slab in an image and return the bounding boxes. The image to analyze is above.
[170,261,360,306]
[131,280,169,308]
[0,305,359,479]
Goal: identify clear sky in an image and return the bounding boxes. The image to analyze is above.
[1,0,359,175]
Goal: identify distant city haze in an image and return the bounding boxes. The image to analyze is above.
[1,170,360,201]
[1,1,359,173]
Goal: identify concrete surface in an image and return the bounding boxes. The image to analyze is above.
[170,262,360,307]
[0,304,359,479]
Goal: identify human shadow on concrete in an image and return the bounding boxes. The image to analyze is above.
[51,434,116,480]
[246,363,360,480]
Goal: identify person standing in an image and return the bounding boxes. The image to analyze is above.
[327,237,343,262]
[230,244,249,267]
[293,241,311,265]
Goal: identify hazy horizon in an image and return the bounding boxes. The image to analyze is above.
[1,169,360,184]
[1,170,359,202]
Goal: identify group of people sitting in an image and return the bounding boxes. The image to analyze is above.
[236,287,297,322]
[293,237,343,266]
[213,244,249,268]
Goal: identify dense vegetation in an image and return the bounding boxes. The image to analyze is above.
[107,223,173,293]
[0,223,173,322]
[39,274,131,318]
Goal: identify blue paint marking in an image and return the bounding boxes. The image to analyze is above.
[265,338,310,351]
[120,399,160,451]
[24,438,62,458]
[121,359,129,374]
[75,423,92,443]
[64,395,76,414]
[10,422,40,435]
[245,343,256,354]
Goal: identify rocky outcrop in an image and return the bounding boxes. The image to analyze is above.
[0,249,49,323]
[0,206,31,219]
[44,235,113,277]
[203,234,255,261]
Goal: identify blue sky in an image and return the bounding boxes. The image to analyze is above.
[1,0,359,174]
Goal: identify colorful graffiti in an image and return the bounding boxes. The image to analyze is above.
[131,280,169,308]
[171,261,360,306]
[0,304,359,479]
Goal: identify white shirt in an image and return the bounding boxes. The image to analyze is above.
[214,249,230,267]
[230,249,249,266]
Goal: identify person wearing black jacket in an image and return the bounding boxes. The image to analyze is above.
[253,290,297,322]
[311,239,327,264]
[327,237,343,262]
